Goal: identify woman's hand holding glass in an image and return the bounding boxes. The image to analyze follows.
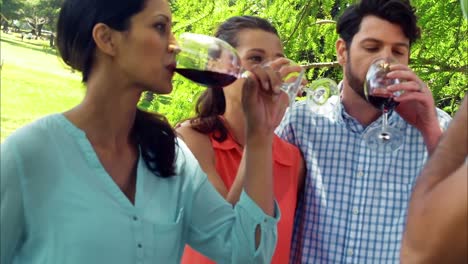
[242,64,289,135]
[263,58,306,106]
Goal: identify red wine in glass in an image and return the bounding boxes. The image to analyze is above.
[367,95,400,111]
[174,69,237,88]
[173,33,242,89]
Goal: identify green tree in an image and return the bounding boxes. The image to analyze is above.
[159,0,466,125]
[411,0,467,114]
[35,0,63,32]
[20,0,45,36]
[4,0,62,35]
[0,0,25,21]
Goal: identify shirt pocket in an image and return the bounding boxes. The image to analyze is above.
[151,207,185,260]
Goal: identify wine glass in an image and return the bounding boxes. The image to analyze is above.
[278,63,306,106]
[137,33,304,112]
[363,58,404,152]
[304,78,339,114]
[174,32,242,87]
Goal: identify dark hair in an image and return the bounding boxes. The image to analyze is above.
[57,0,176,177]
[336,0,421,47]
[185,16,279,142]
[208,42,222,60]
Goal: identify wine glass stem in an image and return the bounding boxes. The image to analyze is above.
[381,109,389,133]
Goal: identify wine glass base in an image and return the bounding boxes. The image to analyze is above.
[378,132,391,141]
[363,126,404,153]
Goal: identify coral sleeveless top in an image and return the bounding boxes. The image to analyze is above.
[181,125,302,264]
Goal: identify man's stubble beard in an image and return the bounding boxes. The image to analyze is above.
[344,55,368,102]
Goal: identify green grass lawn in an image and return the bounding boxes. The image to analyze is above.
[1,33,84,142]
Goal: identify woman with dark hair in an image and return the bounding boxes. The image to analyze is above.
[178,16,305,264]
[0,1,284,263]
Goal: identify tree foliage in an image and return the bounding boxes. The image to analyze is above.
[2,0,465,123]
[1,0,62,33]
[35,0,63,32]
[0,0,25,20]
[157,0,467,124]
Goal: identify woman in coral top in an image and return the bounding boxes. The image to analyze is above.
[177,16,305,264]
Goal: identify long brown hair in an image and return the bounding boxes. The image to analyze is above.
[185,16,279,142]
[57,0,176,177]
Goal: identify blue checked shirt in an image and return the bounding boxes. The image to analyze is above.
[276,96,451,264]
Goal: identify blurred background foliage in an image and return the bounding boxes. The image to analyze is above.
[1,0,466,124]
[165,0,467,124]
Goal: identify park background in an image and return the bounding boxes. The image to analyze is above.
[1,0,467,142]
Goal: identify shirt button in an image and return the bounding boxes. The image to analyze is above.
[137,243,143,248]
[357,171,364,178]
[347,249,354,256]
[352,208,359,215]
[133,216,138,221]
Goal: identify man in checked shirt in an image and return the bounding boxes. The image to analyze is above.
[276,0,452,263]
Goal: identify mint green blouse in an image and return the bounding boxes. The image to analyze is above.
[1,114,279,264]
